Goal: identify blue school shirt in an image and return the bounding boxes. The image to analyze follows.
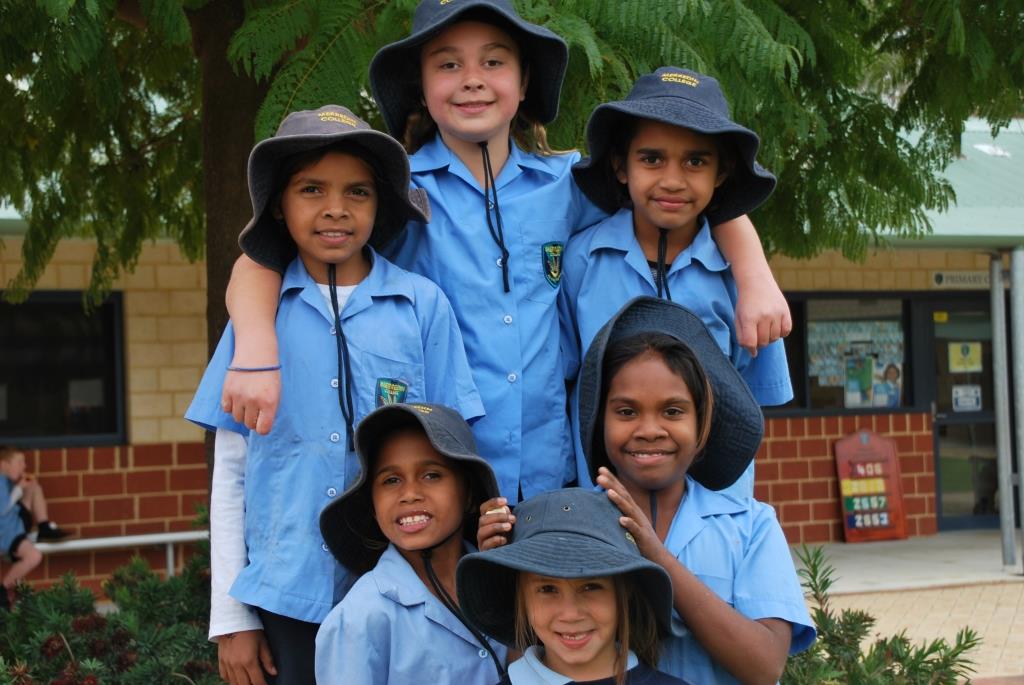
[0,477,25,554]
[558,209,793,495]
[658,477,815,684]
[185,251,483,623]
[314,543,507,685]
[383,134,606,501]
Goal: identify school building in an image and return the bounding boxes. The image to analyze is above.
[1,119,1022,591]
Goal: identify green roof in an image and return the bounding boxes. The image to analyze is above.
[905,118,1024,248]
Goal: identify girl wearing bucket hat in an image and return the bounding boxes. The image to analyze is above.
[220,3,794,506]
[558,66,794,499]
[458,488,691,685]
[315,403,507,683]
[186,105,483,685]
[578,297,814,684]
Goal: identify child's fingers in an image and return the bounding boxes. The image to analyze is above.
[257,634,277,676]
[478,496,508,516]
[254,403,277,436]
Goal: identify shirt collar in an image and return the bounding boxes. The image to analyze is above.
[508,646,640,685]
[410,133,559,185]
[664,475,748,554]
[587,211,729,273]
[281,249,415,321]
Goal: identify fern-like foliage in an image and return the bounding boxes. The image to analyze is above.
[2,0,1023,303]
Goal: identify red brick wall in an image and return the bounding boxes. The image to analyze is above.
[9,442,208,595]
[757,412,937,545]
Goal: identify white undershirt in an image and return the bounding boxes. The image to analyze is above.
[317,283,357,313]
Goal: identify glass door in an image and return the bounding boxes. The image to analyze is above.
[929,303,999,529]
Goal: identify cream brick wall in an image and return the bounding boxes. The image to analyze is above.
[771,248,1007,291]
[1,237,207,444]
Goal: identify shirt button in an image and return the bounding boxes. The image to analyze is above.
[327,487,338,497]
[507,373,517,383]
[478,648,488,659]
[330,378,339,388]
[495,257,503,267]
[329,432,341,443]
[502,314,513,325]
[329,326,336,335]
[487,200,495,210]
[321,543,329,552]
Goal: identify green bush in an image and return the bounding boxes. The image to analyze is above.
[0,543,217,685]
[784,546,980,684]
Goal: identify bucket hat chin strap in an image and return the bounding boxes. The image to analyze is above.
[419,532,506,678]
[655,228,673,301]
[327,263,356,450]
[479,141,511,293]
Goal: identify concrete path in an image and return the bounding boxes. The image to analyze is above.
[795,530,1024,683]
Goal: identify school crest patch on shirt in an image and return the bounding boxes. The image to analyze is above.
[375,378,409,407]
[542,242,564,287]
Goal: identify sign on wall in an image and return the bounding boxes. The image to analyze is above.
[834,431,908,542]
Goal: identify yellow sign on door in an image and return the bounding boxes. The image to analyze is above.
[948,342,983,373]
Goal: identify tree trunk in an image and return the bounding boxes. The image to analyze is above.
[189,1,269,465]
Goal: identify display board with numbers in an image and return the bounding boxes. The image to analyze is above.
[834,431,908,542]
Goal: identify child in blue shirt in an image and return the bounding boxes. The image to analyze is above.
[221,1,791,503]
[186,105,481,685]
[316,403,507,684]
[560,67,794,495]
[458,487,690,685]
[479,298,814,683]
[0,447,43,611]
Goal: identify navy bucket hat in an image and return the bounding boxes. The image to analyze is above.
[369,0,568,137]
[319,403,499,575]
[456,488,676,647]
[573,67,776,225]
[238,104,430,273]
[579,297,764,491]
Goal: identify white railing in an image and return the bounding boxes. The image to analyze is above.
[35,530,209,577]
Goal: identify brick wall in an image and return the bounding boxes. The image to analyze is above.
[13,442,208,594]
[758,413,937,545]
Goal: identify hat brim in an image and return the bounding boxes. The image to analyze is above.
[239,129,429,273]
[578,297,764,491]
[369,3,568,136]
[572,99,776,223]
[457,531,676,646]
[320,404,499,574]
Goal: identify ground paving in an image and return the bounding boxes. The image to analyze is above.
[795,530,1024,683]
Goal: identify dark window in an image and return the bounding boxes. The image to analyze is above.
[0,292,125,446]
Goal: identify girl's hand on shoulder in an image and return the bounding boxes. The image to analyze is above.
[596,467,664,562]
[734,274,792,356]
[217,629,276,685]
[221,366,280,436]
[477,497,515,551]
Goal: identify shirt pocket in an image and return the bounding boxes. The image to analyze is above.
[695,572,736,607]
[517,219,570,305]
[345,341,426,420]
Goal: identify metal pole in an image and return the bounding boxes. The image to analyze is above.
[992,254,1015,566]
[166,542,176,577]
[1011,247,1024,574]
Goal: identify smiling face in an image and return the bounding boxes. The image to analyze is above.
[370,428,468,558]
[520,573,619,681]
[615,120,725,250]
[420,20,528,156]
[277,150,375,285]
[603,350,701,496]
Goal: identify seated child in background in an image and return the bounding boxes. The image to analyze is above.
[458,487,690,685]
[0,446,71,541]
[316,403,506,684]
[0,447,44,610]
[186,106,481,685]
[482,297,815,684]
[560,67,794,496]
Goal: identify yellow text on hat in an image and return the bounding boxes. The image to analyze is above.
[318,111,358,127]
[440,0,454,5]
[661,72,699,87]
[410,403,434,414]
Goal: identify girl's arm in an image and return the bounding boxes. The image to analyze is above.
[222,255,283,435]
[210,428,277,685]
[597,469,791,685]
[710,216,791,355]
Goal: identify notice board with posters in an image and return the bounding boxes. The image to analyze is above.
[834,431,908,542]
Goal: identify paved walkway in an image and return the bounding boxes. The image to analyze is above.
[795,530,1024,683]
